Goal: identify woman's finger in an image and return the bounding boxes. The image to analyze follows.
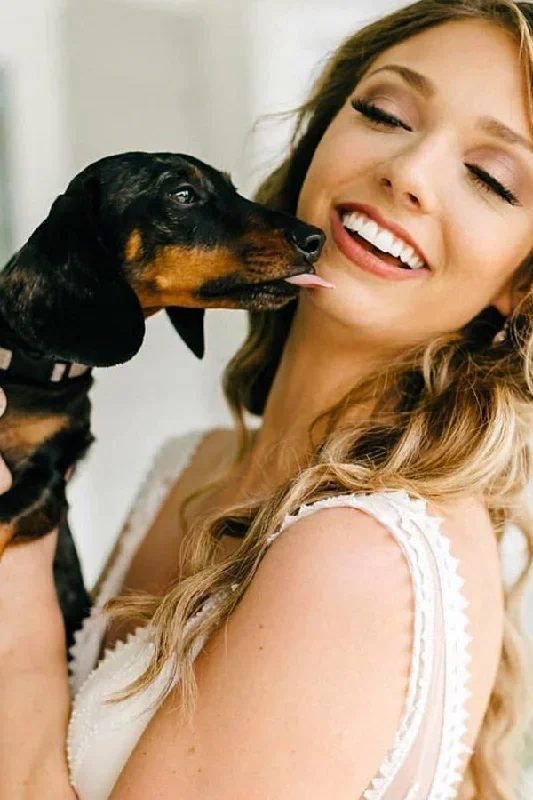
[0,389,12,493]
[0,461,12,494]
[0,389,11,493]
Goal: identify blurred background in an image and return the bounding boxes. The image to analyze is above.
[0,0,531,638]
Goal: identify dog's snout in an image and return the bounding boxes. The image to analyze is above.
[288,230,325,262]
[302,233,324,260]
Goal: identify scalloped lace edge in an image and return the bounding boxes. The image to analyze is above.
[267,490,473,800]
[69,470,473,800]
[68,429,207,695]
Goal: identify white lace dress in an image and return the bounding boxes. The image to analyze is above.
[67,429,474,799]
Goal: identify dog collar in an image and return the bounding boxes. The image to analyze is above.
[0,345,91,384]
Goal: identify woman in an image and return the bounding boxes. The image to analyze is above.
[1,0,533,797]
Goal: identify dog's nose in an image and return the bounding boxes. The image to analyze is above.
[288,231,325,262]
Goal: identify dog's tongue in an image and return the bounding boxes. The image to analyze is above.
[284,274,335,289]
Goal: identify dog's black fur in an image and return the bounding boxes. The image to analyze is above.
[0,151,324,647]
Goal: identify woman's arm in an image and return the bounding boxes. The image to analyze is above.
[0,389,75,799]
[0,527,76,799]
[109,506,416,798]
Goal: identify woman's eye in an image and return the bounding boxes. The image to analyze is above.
[351,98,411,131]
[351,97,520,207]
[170,185,199,205]
[465,164,519,206]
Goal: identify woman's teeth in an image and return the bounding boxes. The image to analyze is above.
[341,211,426,270]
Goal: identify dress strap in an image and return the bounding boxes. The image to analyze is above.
[267,489,472,800]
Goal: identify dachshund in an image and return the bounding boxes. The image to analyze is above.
[0,151,327,646]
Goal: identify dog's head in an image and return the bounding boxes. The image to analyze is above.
[0,152,325,365]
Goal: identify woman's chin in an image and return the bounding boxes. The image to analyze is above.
[297,273,413,348]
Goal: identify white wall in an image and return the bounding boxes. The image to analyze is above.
[0,0,71,243]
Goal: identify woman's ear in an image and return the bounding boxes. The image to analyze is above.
[0,181,145,367]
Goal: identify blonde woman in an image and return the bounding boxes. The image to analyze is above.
[2,0,533,797]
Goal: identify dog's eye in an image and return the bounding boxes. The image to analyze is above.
[170,185,200,206]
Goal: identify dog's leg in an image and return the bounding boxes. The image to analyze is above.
[53,509,91,652]
[0,426,94,648]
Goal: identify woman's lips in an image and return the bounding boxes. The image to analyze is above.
[330,209,430,281]
[337,202,430,268]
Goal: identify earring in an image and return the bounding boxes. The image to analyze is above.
[492,316,511,345]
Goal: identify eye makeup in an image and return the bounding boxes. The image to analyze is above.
[354,70,533,182]
[349,90,522,206]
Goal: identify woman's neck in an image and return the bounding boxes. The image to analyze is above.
[238,299,399,495]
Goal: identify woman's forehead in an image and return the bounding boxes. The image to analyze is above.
[354,19,533,134]
[363,19,524,92]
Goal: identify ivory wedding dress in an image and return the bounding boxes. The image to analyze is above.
[67,429,473,799]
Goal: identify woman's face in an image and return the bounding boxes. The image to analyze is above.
[296,19,533,348]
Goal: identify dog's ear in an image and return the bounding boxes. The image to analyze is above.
[0,178,145,367]
[165,307,205,359]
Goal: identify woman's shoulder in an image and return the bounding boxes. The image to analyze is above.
[91,425,231,603]
[149,425,229,475]
[274,489,500,603]
[264,490,503,751]
[71,425,233,689]
[125,489,499,795]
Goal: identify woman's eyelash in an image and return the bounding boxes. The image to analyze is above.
[465,164,518,206]
[351,98,519,206]
[351,97,409,131]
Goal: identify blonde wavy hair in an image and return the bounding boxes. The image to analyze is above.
[107,1,533,796]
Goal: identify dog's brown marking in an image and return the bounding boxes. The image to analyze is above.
[189,164,203,183]
[124,230,144,263]
[128,230,299,309]
[128,245,242,308]
[1,413,69,454]
[0,414,70,551]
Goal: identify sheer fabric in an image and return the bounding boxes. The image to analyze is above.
[68,430,473,799]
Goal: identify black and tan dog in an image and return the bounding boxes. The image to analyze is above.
[0,151,326,645]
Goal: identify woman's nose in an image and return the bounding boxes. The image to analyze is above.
[379,176,421,210]
[375,141,443,214]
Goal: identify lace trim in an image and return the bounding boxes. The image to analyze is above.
[267,490,472,800]
[68,626,152,776]
[377,492,473,800]
[67,587,229,780]
[403,783,420,800]
[69,479,472,799]
[68,430,206,696]
[425,512,473,800]
[517,768,533,800]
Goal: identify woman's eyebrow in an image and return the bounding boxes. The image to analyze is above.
[364,63,533,156]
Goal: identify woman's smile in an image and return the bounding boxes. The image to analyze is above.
[330,207,431,281]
